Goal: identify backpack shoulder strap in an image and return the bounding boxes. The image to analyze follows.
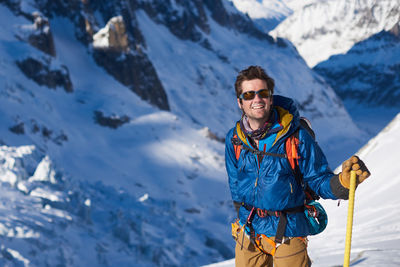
[232,133,242,161]
[285,121,320,201]
[285,129,302,186]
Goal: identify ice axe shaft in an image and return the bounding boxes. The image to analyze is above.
[343,170,357,267]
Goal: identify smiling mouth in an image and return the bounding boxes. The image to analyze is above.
[251,104,265,109]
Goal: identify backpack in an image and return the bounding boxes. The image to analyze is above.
[231,117,327,243]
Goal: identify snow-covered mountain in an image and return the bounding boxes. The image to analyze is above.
[0,0,365,266]
[314,21,400,107]
[228,0,292,31]
[228,0,319,32]
[271,0,400,67]
[205,112,400,266]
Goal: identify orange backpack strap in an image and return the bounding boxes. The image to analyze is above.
[285,131,301,170]
[285,129,303,188]
[286,125,320,201]
[232,133,242,161]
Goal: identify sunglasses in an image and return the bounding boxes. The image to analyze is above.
[239,89,271,100]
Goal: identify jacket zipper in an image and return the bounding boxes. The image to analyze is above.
[254,144,266,188]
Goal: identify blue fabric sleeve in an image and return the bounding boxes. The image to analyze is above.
[297,128,338,200]
[225,128,241,202]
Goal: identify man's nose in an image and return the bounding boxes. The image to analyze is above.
[253,92,263,101]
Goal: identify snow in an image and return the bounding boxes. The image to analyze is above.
[0,1,398,266]
[29,155,57,183]
[270,0,400,67]
[229,0,292,20]
[0,5,234,265]
[92,27,110,48]
[228,0,316,31]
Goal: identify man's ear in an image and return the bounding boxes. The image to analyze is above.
[237,98,243,110]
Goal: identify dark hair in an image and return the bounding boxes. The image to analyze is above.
[234,66,275,98]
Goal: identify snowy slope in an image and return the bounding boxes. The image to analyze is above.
[204,113,400,267]
[0,5,234,266]
[0,0,370,266]
[271,0,400,67]
[309,112,400,267]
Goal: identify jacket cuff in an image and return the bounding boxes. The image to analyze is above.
[330,174,349,200]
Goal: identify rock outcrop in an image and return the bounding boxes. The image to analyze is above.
[93,16,129,52]
[16,57,74,93]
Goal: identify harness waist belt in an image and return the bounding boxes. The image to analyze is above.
[241,203,304,244]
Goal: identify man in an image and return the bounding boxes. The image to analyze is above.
[225,66,370,267]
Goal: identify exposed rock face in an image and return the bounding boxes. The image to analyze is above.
[4,0,170,110]
[16,57,73,93]
[93,16,129,52]
[8,119,68,145]
[90,15,170,109]
[15,12,56,56]
[29,12,56,56]
[139,0,210,44]
[138,0,274,47]
[93,111,130,129]
[9,122,25,135]
[93,50,169,110]
[16,12,56,57]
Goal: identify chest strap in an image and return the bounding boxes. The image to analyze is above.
[242,203,304,244]
[231,137,287,159]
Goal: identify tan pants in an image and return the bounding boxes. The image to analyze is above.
[235,231,311,267]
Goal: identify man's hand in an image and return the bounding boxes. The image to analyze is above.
[339,156,371,189]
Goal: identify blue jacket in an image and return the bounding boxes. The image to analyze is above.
[225,95,338,237]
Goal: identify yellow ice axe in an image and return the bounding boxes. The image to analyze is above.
[343,170,357,267]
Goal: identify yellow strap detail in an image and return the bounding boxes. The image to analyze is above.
[235,122,249,147]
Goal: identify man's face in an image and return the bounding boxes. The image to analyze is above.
[237,79,273,129]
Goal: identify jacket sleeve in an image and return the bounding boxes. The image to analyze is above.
[225,128,241,202]
[297,128,344,200]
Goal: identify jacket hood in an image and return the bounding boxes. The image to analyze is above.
[273,95,300,129]
[273,95,300,138]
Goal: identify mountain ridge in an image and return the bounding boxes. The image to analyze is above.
[314,21,400,107]
[271,0,400,67]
